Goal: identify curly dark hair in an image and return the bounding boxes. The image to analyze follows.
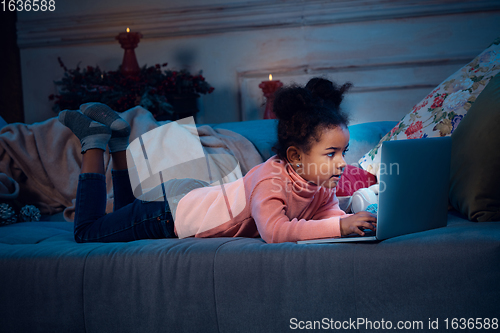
[271,77,352,161]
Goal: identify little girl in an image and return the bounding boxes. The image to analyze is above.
[59,77,376,244]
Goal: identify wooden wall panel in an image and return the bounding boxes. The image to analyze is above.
[239,60,469,124]
[16,0,500,124]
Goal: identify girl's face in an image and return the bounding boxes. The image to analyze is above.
[292,125,349,189]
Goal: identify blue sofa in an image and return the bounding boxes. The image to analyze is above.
[1,120,499,333]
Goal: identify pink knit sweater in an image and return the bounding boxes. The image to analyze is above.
[174,155,347,243]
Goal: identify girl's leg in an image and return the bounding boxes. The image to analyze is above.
[81,149,106,174]
[112,150,128,171]
[111,150,137,211]
[59,108,174,243]
[74,148,174,243]
[80,103,136,211]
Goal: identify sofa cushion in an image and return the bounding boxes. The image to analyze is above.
[0,221,232,333]
[336,165,377,197]
[359,36,500,177]
[213,212,500,333]
[449,72,500,222]
[346,121,398,166]
[212,119,278,161]
[2,213,500,331]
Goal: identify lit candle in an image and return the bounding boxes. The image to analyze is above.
[259,73,283,119]
[116,28,143,76]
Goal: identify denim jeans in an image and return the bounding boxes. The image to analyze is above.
[74,169,175,243]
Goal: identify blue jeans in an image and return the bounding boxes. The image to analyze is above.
[74,169,175,243]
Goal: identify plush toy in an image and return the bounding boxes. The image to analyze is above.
[350,184,379,214]
[365,203,378,215]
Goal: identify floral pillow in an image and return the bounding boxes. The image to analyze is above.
[359,36,500,177]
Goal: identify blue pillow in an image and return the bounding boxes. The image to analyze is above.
[212,119,278,161]
[347,121,398,166]
[212,119,398,165]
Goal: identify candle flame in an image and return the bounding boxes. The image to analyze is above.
[126,27,130,33]
[269,74,273,81]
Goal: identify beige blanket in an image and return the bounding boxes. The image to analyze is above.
[0,106,263,221]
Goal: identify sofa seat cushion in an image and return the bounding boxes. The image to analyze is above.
[0,221,235,333]
[2,212,500,332]
[213,211,500,332]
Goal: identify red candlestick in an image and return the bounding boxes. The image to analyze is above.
[116,28,143,76]
[259,75,283,119]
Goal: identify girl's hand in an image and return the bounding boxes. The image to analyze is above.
[339,212,377,236]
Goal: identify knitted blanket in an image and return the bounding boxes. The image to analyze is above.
[0,107,263,221]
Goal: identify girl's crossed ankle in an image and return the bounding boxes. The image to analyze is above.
[58,110,111,153]
[80,102,131,153]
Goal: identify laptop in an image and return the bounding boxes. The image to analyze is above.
[297,136,452,244]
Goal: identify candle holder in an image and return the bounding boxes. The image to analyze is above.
[116,28,143,76]
[259,76,283,119]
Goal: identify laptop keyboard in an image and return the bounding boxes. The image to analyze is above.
[344,229,376,238]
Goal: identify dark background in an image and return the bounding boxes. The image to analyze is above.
[0,11,24,123]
